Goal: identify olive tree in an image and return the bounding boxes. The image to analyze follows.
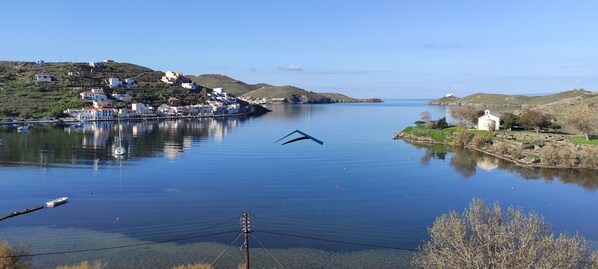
[413,198,598,269]
[519,109,552,133]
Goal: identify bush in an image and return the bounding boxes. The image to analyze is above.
[0,241,29,269]
[511,146,523,160]
[432,117,449,130]
[56,260,106,269]
[471,135,488,149]
[413,198,598,269]
[453,131,472,147]
[495,142,509,155]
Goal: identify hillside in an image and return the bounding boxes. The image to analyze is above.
[188,74,266,96]
[242,85,333,104]
[187,74,381,104]
[427,89,591,107]
[537,92,598,119]
[0,61,210,118]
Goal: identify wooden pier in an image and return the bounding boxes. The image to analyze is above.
[0,205,44,221]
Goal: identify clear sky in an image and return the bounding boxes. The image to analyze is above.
[1,1,597,99]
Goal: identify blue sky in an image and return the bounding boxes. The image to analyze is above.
[1,1,597,98]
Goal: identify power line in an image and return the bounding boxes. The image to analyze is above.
[0,230,238,259]
[258,230,418,252]
[251,234,286,269]
[210,232,242,267]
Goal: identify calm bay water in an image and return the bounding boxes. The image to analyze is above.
[1,100,597,268]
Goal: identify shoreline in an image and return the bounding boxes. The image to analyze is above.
[394,130,598,171]
[0,110,264,126]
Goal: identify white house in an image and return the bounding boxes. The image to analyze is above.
[112,93,132,102]
[80,89,108,102]
[181,82,196,90]
[93,100,114,108]
[35,74,52,82]
[124,78,136,88]
[67,108,114,121]
[477,110,500,131]
[161,71,183,85]
[36,60,45,67]
[132,103,151,112]
[107,78,122,88]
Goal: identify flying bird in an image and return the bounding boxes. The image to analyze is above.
[275,130,324,145]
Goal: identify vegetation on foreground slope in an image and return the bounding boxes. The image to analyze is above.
[414,198,598,269]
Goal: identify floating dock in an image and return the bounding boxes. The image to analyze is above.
[0,205,44,221]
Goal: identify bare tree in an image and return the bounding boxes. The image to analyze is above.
[451,106,478,128]
[565,109,598,141]
[413,198,598,269]
[420,111,432,126]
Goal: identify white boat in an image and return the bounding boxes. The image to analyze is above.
[17,125,30,131]
[113,120,126,156]
[46,197,68,208]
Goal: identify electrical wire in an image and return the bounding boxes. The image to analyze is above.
[251,234,286,269]
[209,232,242,267]
[0,230,238,259]
[258,230,418,252]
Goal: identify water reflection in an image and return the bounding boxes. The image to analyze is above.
[412,142,598,190]
[0,118,244,167]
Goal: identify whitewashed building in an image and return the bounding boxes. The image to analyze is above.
[107,78,122,88]
[161,71,183,85]
[36,60,45,67]
[112,93,133,102]
[93,100,114,108]
[181,82,196,90]
[124,78,136,88]
[66,108,114,121]
[477,110,500,131]
[80,89,108,102]
[35,74,52,82]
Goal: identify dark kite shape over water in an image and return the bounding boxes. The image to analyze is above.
[275,130,324,145]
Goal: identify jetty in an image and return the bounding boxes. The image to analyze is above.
[0,205,44,221]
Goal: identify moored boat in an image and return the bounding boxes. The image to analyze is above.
[46,197,68,208]
[17,125,30,132]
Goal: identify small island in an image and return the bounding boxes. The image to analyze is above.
[394,91,598,171]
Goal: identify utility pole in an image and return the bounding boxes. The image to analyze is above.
[241,212,253,269]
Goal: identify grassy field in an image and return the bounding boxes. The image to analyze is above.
[568,136,598,145]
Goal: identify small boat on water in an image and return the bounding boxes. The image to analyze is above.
[73,122,83,128]
[46,197,68,208]
[17,125,30,132]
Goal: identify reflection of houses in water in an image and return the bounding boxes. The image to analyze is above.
[132,124,153,137]
[476,156,498,171]
[81,123,112,148]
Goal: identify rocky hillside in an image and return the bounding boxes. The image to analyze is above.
[187,74,268,96]
[0,61,210,118]
[427,89,591,107]
[537,92,598,119]
[188,74,381,104]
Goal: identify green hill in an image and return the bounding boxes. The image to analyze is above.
[537,92,598,119]
[427,89,591,107]
[188,74,381,104]
[187,74,265,96]
[0,61,210,118]
[242,85,334,104]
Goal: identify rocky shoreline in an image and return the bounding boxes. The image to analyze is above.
[394,129,598,171]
